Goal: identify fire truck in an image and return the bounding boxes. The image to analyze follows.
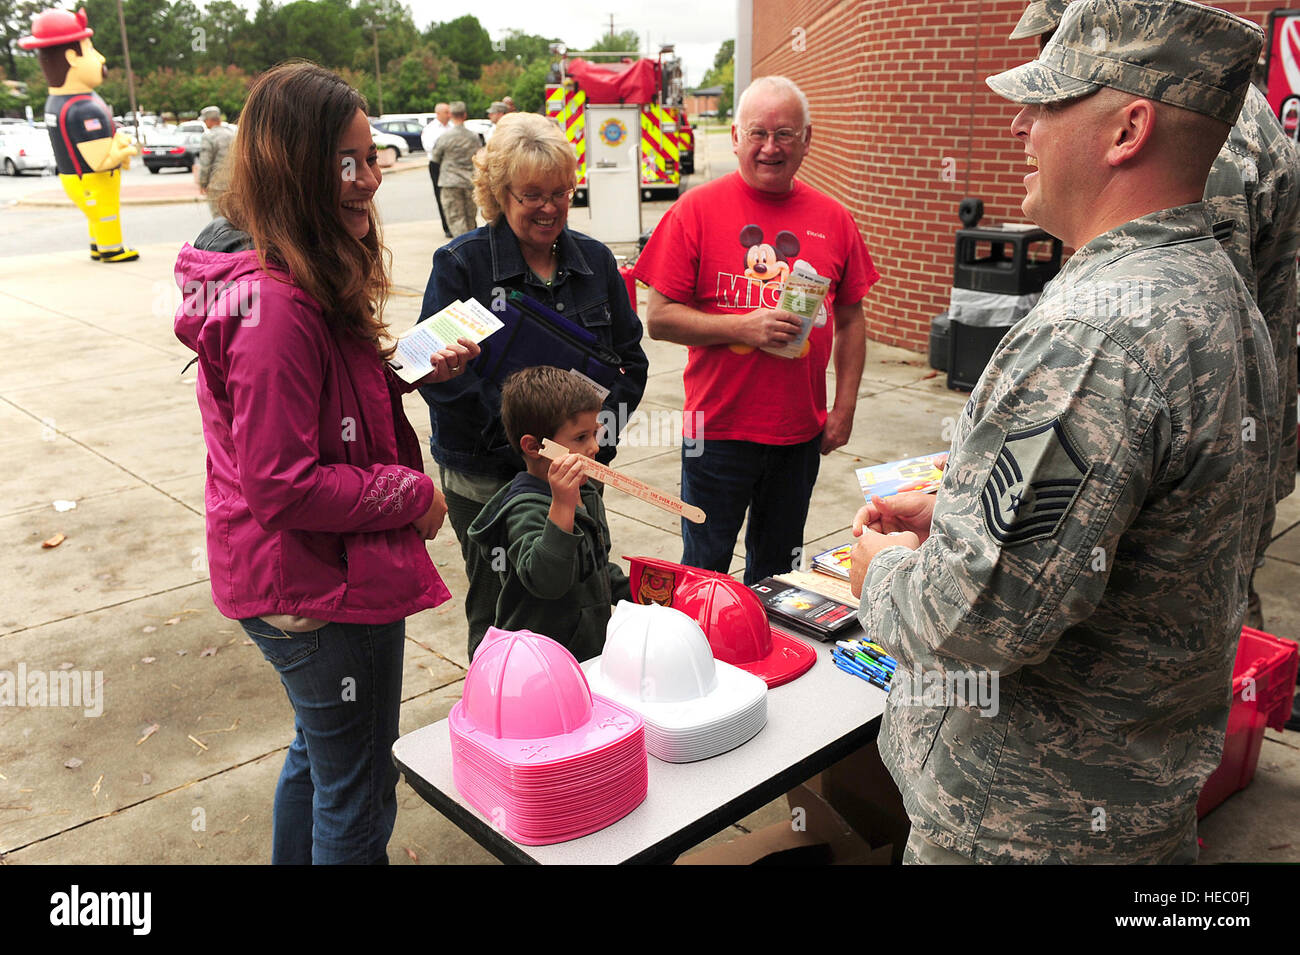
[545,46,694,206]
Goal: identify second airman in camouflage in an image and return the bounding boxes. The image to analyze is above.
[1015,0,1300,635]
[850,0,1277,863]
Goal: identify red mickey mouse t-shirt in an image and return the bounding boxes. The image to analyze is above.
[634,171,878,443]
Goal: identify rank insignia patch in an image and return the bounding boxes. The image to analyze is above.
[981,418,1090,545]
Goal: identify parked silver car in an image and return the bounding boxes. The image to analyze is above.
[0,125,55,176]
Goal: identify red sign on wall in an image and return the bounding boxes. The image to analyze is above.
[1267,9,1300,139]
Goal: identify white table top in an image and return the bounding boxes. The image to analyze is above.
[391,637,887,864]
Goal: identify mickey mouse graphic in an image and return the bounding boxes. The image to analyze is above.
[741,224,798,286]
[731,224,827,356]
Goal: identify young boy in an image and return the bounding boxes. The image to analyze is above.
[467,367,632,661]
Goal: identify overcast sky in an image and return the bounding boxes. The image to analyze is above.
[226,0,736,90]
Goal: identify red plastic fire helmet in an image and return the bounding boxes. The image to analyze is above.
[18,8,93,50]
[625,555,816,688]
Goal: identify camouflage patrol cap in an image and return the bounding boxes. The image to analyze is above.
[1009,0,1072,40]
[987,0,1264,125]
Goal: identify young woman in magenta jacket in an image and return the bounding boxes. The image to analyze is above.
[174,61,478,864]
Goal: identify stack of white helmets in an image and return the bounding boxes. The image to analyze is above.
[582,601,768,762]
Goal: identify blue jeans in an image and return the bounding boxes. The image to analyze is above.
[679,435,822,585]
[240,617,406,865]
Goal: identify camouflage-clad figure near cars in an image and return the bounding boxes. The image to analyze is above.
[197,105,235,218]
[1014,0,1300,634]
[851,0,1276,862]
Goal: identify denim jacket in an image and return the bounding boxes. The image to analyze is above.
[417,219,649,479]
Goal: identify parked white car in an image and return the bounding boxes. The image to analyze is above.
[0,125,55,176]
[463,118,493,144]
[371,129,408,165]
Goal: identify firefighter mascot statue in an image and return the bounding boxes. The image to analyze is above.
[19,8,139,262]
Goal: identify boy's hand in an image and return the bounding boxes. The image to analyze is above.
[546,453,586,533]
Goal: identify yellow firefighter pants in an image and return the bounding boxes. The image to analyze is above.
[59,169,129,255]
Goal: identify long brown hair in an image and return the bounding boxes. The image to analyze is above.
[220,61,392,355]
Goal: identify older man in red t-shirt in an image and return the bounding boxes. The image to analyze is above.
[635,75,879,584]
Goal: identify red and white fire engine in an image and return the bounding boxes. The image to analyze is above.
[545,45,695,206]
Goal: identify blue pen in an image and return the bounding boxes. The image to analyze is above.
[833,654,877,682]
[855,649,896,672]
[854,658,894,682]
[834,651,891,683]
[861,643,900,667]
[834,657,890,690]
[838,648,893,677]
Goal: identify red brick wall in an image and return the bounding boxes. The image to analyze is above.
[749,0,1282,351]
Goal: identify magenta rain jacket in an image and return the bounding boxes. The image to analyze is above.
[174,237,451,624]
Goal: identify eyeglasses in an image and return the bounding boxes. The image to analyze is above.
[507,187,576,209]
[741,127,806,146]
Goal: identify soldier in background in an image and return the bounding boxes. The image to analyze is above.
[850,0,1276,863]
[432,101,482,237]
[197,105,235,218]
[1013,0,1300,716]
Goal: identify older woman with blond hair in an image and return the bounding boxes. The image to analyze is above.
[417,110,648,658]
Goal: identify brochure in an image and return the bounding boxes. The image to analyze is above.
[762,263,830,359]
[810,542,853,581]
[387,298,503,384]
[855,451,946,502]
[750,577,859,642]
[776,569,858,606]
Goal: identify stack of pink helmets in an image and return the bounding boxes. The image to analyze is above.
[448,628,648,846]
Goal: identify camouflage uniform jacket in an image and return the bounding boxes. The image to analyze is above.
[859,204,1277,863]
[431,125,482,190]
[198,124,235,195]
[1205,84,1300,516]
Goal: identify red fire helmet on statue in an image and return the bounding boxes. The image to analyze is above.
[18,7,93,50]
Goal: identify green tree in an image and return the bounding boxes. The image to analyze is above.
[0,0,44,77]
[424,14,492,81]
[246,0,288,72]
[701,38,734,117]
[510,57,550,113]
[337,64,376,112]
[351,0,419,74]
[278,0,360,70]
[0,72,22,113]
[711,39,733,74]
[78,0,196,76]
[494,28,559,66]
[585,29,639,55]
[382,46,458,113]
[478,59,521,101]
[193,0,252,68]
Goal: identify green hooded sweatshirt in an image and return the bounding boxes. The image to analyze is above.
[467,472,632,662]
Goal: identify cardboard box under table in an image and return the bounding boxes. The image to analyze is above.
[391,639,887,864]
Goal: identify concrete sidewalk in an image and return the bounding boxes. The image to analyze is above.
[2,219,1298,865]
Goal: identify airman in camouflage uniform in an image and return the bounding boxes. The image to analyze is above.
[1015,0,1300,633]
[197,105,235,219]
[851,0,1277,863]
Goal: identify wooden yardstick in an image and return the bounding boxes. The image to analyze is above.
[539,439,706,524]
